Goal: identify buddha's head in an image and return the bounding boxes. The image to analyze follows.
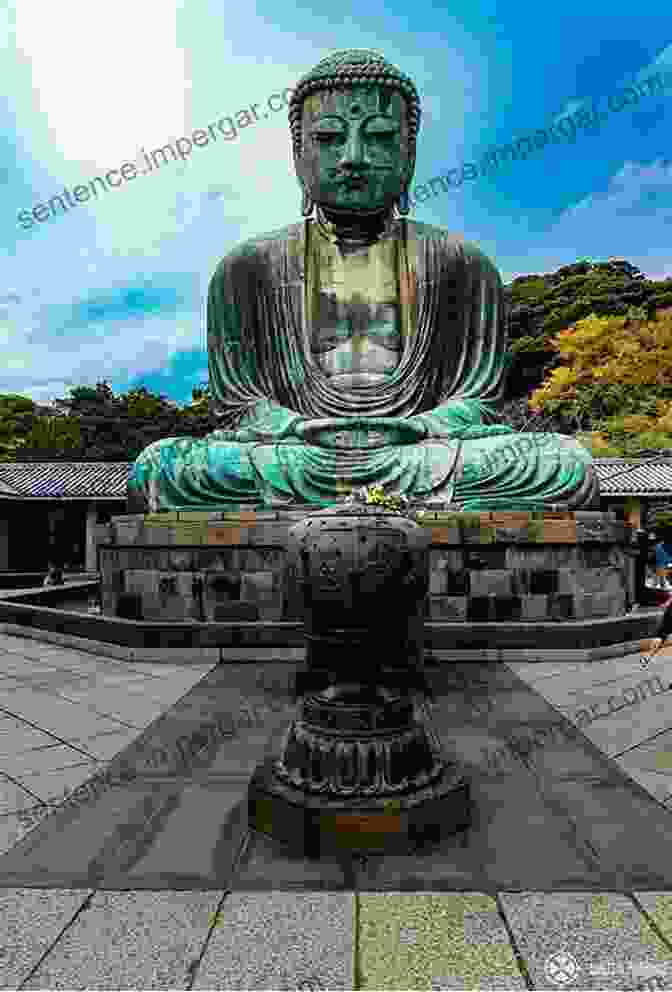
[289,50,421,223]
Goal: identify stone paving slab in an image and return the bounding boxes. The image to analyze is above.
[115,782,249,890]
[507,652,672,739]
[0,773,44,819]
[232,829,356,893]
[19,891,221,990]
[0,632,217,680]
[499,892,672,990]
[0,718,56,753]
[506,655,672,816]
[0,623,226,663]
[0,888,354,991]
[192,892,354,991]
[511,665,672,719]
[6,760,105,810]
[0,647,215,869]
[425,664,672,890]
[0,644,83,664]
[616,729,672,806]
[345,764,605,893]
[357,893,526,990]
[541,659,672,698]
[0,687,136,737]
[48,690,169,730]
[540,777,672,890]
[0,664,299,889]
[1,744,102,778]
[1,673,97,695]
[509,650,672,690]
[0,659,65,679]
[0,784,187,888]
[67,729,147,762]
[0,887,91,990]
[551,705,672,761]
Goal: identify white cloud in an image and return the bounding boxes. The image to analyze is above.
[544,158,672,281]
[5,24,320,402]
[0,299,202,402]
[562,159,672,220]
[14,0,188,175]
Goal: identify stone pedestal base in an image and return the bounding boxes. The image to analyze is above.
[247,755,470,856]
[248,678,471,856]
[100,509,633,623]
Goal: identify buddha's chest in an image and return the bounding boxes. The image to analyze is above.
[308,245,402,386]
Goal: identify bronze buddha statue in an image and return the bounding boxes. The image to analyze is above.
[128,49,598,512]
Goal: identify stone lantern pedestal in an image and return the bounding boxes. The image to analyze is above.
[247,503,471,856]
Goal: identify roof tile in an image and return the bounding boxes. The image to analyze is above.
[594,458,672,495]
[0,463,131,498]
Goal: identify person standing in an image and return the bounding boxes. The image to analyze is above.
[655,533,672,589]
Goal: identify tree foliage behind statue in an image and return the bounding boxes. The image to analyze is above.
[0,382,221,461]
[504,258,671,392]
[499,257,672,456]
[528,307,672,457]
[504,258,672,375]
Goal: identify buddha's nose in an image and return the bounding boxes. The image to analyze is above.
[339,130,368,170]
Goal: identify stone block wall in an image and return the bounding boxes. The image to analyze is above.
[427,544,629,621]
[422,510,631,621]
[99,509,633,623]
[100,540,286,621]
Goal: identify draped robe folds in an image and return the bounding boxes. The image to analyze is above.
[128,219,599,511]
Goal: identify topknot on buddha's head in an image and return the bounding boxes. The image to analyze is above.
[288,49,421,161]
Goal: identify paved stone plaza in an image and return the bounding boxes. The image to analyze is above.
[2,632,672,988]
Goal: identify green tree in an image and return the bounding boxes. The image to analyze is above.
[190,383,211,406]
[0,394,37,460]
[123,387,169,419]
[529,309,672,456]
[503,259,672,401]
[18,415,82,460]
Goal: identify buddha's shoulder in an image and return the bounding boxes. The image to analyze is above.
[405,221,493,261]
[211,223,303,275]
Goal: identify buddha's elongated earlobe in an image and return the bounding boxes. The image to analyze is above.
[301,186,315,218]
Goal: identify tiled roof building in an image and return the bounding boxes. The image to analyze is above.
[0,463,129,572]
[0,462,131,500]
[593,458,672,496]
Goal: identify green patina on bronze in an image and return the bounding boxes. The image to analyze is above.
[128,48,599,513]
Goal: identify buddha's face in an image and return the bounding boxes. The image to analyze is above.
[296,86,412,215]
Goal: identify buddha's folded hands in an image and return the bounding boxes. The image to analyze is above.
[210,396,518,446]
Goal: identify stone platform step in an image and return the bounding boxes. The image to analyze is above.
[0,608,665,664]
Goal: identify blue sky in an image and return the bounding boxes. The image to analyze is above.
[4,0,672,408]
